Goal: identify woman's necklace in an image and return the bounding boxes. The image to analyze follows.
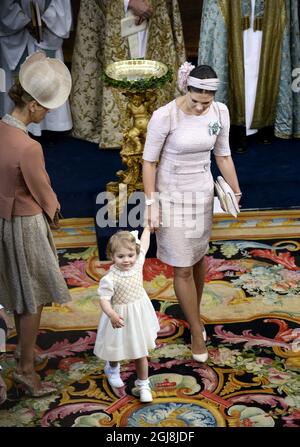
[2,114,28,134]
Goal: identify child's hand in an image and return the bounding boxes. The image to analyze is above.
[110,312,124,329]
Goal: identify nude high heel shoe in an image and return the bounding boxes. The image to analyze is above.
[191,336,208,363]
[12,371,57,397]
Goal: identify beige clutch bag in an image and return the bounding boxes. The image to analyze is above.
[214,176,240,218]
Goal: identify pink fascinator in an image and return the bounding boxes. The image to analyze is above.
[177,62,195,93]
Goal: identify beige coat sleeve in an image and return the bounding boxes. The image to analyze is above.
[20,141,60,220]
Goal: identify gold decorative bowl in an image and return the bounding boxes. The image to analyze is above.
[105,59,169,82]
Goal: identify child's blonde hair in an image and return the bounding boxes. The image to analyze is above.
[106,231,140,260]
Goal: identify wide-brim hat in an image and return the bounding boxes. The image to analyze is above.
[19,51,72,109]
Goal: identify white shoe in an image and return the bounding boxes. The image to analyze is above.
[134,379,153,403]
[104,362,124,388]
[191,336,208,363]
[192,352,208,362]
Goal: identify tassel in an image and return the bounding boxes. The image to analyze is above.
[242,16,250,30]
[254,17,263,31]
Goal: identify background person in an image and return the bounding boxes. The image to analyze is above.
[70,0,186,149]
[198,0,300,152]
[0,0,73,136]
[0,52,72,397]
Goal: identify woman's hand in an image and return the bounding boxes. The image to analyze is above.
[110,312,124,329]
[47,209,62,230]
[145,203,160,232]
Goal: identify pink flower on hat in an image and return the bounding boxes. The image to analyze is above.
[177,61,195,93]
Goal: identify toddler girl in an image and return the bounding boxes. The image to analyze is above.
[94,228,160,402]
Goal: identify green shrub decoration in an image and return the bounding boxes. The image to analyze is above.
[102,68,173,91]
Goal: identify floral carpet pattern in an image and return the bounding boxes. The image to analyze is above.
[0,212,300,427]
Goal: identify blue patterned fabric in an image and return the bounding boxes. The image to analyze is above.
[241,0,265,20]
[242,0,250,18]
[198,0,300,138]
[197,0,229,104]
[255,0,265,18]
[275,0,300,137]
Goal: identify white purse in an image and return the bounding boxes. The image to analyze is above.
[214,176,240,218]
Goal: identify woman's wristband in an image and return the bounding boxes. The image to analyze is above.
[234,192,242,197]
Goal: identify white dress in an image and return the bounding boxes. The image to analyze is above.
[94,249,160,362]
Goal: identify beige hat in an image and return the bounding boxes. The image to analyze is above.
[19,51,72,109]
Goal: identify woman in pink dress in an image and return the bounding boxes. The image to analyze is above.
[142,63,241,362]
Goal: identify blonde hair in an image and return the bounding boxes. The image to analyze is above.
[106,231,140,260]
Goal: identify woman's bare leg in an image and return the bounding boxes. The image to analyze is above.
[193,257,206,331]
[173,266,207,355]
[16,306,43,376]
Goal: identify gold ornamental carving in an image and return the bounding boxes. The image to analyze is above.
[103,60,171,219]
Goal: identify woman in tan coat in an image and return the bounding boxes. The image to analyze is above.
[0,52,72,397]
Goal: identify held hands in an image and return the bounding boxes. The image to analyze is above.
[128,0,153,25]
[110,312,124,329]
[145,202,160,232]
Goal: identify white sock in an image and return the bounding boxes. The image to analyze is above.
[106,362,120,372]
[136,378,150,386]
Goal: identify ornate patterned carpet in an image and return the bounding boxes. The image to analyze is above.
[0,211,300,427]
